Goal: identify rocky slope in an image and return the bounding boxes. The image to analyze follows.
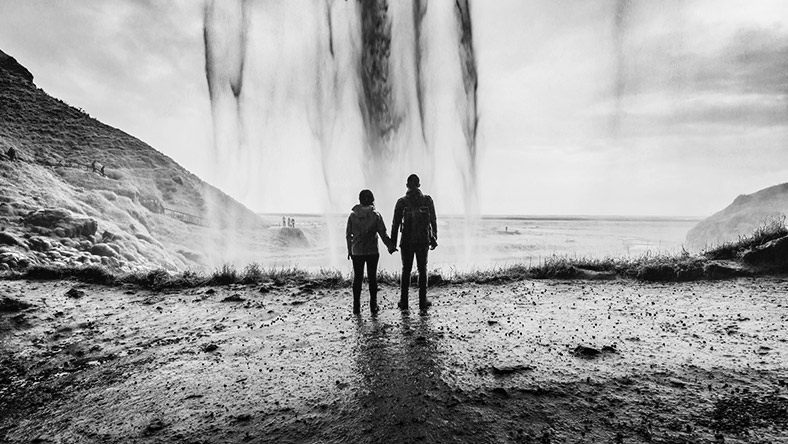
[686,182,788,250]
[0,49,266,272]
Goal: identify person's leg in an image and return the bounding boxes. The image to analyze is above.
[400,246,415,309]
[366,254,380,313]
[351,255,364,314]
[416,246,429,310]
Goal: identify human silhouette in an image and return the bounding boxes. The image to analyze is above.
[390,174,437,313]
[346,189,395,315]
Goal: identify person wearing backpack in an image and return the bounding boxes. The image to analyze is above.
[346,189,395,315]
[390,174,438,312]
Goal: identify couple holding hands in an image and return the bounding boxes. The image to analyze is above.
[346,174,438,315]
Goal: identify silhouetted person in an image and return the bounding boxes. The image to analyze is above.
[391,174,437,312]
[91,160,97,172]
[282,216,286,227]
[100,165,105,177]
[7,147,16,161]
[346,189,395,315]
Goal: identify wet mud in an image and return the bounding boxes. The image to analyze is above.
[1,278,787,443]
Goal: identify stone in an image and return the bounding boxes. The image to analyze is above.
[65,288,86,299]
[742,235,788,269]
[0,203,15,217]
[0,231,27,249]
[91,243,118,258]
[53,227,66,237]
[24,208,97,238]
[0,296,33,312]
[704,261,749,279]
[490,364,533,376]
[222,294,245,302]
[572,345,602,358]
[28,236,52,252]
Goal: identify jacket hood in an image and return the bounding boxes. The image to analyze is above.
[351,204,376,216]
[406,189,424,199]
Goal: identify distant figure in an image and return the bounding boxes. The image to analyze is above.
[7,147,16,161]
[91,160,97,172]
[391,174,437,313]
[282,216,286,227]
[505,226,508,232]
[100,165,105,177]
[346,189,395,315]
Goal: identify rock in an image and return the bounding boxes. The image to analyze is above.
[704,261,749,279]
[0,203,16,217]
[78,240,92,250]
[102,230,116,241]
[491,364,533,376]
[91,243,118,258]
[0,296,33,312]
[143,418,166,435]
[53,227,66,237]
[65,287,86,299]
[0,49,34,83]
[572,345,602,358]
[742,235,788,269]
[24,208,97,238]
[0,263,9,272]
[172,175,184,185]
[273,227,311,248]
[201,343,219,353]
[28,236,52,252]
[222,294,245,302]
[0,231,26,249]
[491,387,510,398]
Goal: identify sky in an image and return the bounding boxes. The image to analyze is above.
[1,0,787,217]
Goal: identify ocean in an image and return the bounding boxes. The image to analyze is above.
[258,215,701,273]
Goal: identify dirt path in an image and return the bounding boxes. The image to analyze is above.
[1,277,787,443]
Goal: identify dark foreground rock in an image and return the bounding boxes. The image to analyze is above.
[742,235,788,270]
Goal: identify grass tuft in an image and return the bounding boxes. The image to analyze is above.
[704,216,787,260]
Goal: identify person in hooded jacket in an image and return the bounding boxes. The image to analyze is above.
[346,189,395,315]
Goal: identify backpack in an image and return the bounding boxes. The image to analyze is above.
[402,195,432,247]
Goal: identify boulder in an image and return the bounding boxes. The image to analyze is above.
[27,236,52,252]
[24,208,97,238]
[0,231,26,249]
[273,227,311,248]
[0,203,16,217]
[742,235,788,269]
[91,243,118,258]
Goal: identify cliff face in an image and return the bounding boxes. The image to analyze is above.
[0,49,33,83]
[686,183,788,249]
[0,49,264,272]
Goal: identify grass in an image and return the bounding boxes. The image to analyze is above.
[703,216,788,260]
[3,220,787,290]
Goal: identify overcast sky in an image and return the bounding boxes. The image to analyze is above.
[1,0,787,216]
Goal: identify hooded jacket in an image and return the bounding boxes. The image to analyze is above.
[391,188,437,248]
[346,205,393,256]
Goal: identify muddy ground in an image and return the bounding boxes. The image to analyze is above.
[1,277,787,443]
